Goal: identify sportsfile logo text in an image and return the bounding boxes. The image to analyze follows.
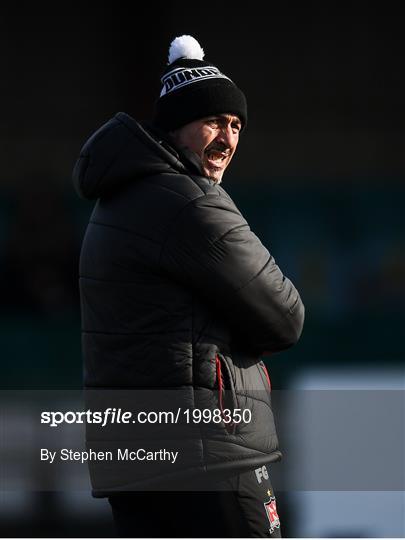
[41,407,253,427]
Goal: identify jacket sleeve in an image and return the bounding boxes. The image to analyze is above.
[159,192,305,354]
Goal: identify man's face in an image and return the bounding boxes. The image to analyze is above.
[171,114,241,183]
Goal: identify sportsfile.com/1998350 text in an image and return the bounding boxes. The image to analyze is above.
[40,408,252,427]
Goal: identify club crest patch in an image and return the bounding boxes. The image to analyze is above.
[264,496,280,534]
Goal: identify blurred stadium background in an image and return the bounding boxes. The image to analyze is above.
[1,4,404,537]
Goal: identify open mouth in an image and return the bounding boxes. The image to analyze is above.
[204,149,229,168]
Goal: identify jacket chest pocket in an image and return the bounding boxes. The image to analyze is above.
[215,353,238,434]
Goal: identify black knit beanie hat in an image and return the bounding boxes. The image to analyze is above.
[154,35,247,132]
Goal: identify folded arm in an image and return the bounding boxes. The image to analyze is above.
[160,193,305,354]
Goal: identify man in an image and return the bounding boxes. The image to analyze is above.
[73,35,304,537]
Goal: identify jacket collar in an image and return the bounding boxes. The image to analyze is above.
[142,122,204,177]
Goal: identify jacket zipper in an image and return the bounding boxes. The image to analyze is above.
[260,361,272,390]
[215,354,225,412]
[215,354,235,434]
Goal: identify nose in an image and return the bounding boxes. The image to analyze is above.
[216,125,235,148]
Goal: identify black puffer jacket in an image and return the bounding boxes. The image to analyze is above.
[73,112,304,493]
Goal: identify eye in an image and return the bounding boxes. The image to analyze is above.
[231,122,241,134]
[205,117,221,128]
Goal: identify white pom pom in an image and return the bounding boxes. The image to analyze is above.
[168,35,205,64]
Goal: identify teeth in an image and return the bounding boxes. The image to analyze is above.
[207,152,225,161]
